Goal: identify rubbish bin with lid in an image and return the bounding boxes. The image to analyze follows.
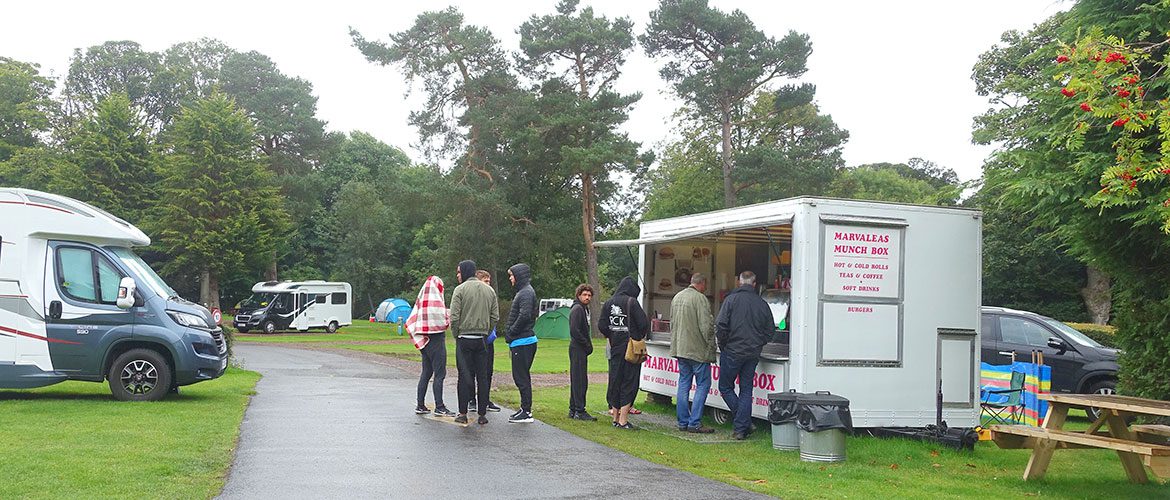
[796,391,852,463]
[767,390,801,450]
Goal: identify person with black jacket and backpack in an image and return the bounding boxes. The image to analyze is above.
[505,263,538,423]
[715,271,776,440]
[568,284,596,421]
[598,276,648,429]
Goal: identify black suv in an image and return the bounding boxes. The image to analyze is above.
[981,306,1119,410]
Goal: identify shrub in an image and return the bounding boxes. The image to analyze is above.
[1064,322,1117,348]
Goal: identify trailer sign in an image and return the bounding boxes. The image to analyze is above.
[823,225,901,299]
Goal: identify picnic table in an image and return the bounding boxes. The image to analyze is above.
[990,393,1170,483]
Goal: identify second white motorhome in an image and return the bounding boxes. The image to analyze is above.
[233,281,352,334]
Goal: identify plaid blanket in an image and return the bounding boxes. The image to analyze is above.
[405,275,449,349]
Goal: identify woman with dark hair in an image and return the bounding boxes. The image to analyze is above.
[598,276,649,429]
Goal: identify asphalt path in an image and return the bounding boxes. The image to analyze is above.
[219,344,769,499]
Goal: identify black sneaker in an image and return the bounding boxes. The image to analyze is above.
[687,425,716,434]
[433,407,455,417]
[414,404,430,415]
[468,403,478,412]
[486,401,502,412]
[732,432,747,440]
[509,410,535,423]
[477,415,489,425]
[454,414,468,424]
[510,409,524,419]
[573,412,597,421]
[614,422,636,430]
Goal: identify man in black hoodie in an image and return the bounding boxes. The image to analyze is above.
[598,276,648,429]
[568,283,596,421]
[714,271,776,439]
[505,263,538,423]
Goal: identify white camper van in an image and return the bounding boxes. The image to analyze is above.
[0,188,227,401]
[596,197,981,429]
[233,281,352,334]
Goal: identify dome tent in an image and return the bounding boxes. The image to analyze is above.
[533,306,571,340]
[376,298,412,323]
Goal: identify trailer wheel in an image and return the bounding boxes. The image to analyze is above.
[108,348,172,402]
[711,408,732,425]
[263,320,277,334]
[326,321,339,333]
[237,328,249,333]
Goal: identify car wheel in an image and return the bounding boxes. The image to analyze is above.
[108,348,172,402]
[1086,379,1117,421]
[263,320,277,334]
[326,321,339,333]
[710,408,732,425]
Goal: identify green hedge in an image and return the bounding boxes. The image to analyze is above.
[1064,322,1117,348]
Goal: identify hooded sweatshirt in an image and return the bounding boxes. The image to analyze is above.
[450,260,499,336]
[598,276,648,347]
[404,276,449,349]
[505,263,538,347]
[569,297,593,355]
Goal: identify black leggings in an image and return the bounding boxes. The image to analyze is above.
[511,342,537,412]
[417,334,446,407]
[456,337,491,415]
[569,345,589,413]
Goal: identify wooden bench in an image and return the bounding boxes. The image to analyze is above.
[992,425,1170,479]
[1133,424,1170,440]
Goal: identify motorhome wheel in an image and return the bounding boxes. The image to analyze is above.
[108,348,173,402]
[327,321,339,333]
[263,320,277,334]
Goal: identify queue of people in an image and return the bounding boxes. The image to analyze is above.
[404,263,773,439]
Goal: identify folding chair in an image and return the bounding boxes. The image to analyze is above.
[981,369,1025,424]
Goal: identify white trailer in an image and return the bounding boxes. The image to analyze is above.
[233,280,352,334]
[596,197,982,428]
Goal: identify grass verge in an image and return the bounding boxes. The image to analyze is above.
[491,383,1167,499]
[0,368,261,499]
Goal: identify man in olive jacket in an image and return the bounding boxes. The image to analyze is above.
[669,273,716,433]
[450,260,499,425]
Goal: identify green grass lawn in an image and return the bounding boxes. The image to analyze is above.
[0,368,260,499]
[235,319,610,374]
[491,383,1168,499]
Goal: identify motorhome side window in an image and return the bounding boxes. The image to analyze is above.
[57,246,124,305]
[316,294,328,305]
[331,292,347,305]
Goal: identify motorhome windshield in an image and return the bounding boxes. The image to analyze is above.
[239,293,277,309]
[108,247,177,299]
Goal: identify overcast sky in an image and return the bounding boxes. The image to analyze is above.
[3,1,1070,182]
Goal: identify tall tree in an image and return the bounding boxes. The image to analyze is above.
[0,57,56,161]
[519,0,644,319]
[65,93,156,222]
[62,41,168,129]
[151,92,286,310]
[974,0,1170,397]
[351,8,512,183]
[642,0,811,207]
[828,162,961,205]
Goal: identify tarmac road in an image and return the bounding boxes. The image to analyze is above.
[219,344,769,499]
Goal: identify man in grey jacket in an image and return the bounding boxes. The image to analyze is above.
[450,260,499,425]
[670,273,715,433]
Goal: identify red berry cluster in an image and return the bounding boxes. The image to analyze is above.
[1113,117,1130,127]
[1080,102,1093,112]
[1061,88,1077,97]
[1056,54,1070,63]
[1124,75,1140,84]
[1117,87,1132,97]
[1104,52,1128,64]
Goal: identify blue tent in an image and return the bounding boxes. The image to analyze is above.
[376,298,412,322]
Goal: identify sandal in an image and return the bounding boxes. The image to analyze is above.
[629,407,642,415]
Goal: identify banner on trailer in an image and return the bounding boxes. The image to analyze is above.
[639,344,786,419]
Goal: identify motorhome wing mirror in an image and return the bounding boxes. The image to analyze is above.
[116,277,137,309]
[49,300,62,320]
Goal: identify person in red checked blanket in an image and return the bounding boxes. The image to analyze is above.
[405,275,455,417]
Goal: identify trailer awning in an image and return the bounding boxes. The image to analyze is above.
[594,215,794,248]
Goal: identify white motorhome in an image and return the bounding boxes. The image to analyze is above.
[0,188,227,401]
[596,197,982,428]
[233,280,352,334]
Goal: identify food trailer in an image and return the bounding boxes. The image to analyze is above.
[595,197,981,428]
